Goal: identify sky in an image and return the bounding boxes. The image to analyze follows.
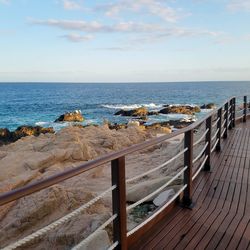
[0,0,250,82]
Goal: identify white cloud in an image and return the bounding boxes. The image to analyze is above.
[62,0,81,10]
[30,19,165,33]
[95,0,186,23]
[227,0,250,12]
[61,33,93,42]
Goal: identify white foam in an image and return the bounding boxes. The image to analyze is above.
[35,121,49,126]
[101,103,164,110]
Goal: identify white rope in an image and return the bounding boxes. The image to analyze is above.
[227,120,232,128]
[192,155,208,181]
[222,119,227,128]
[221,128,226,138]
[193,129,209,147]
[212,128,219,141]
[228,113,232,120]
[107,241,119,250]
[212,118,220,128]
[193,142,208,164]
[72,214,117,250]
[2,185,116,250]
[211,139,219,153]
[126,166,187,211]
[126,148,188,183]
[127,184,187,237]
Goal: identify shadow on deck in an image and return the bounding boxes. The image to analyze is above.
[132,121,250,250]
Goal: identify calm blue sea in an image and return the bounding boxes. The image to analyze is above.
[0,82,250,131]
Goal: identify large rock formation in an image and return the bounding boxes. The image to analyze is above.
[0,126,54,146]
[159,105,200,115]
[55,110,84,122]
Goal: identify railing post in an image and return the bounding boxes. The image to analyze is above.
[216,108,222,151]
[111,156,127,250]
[204,116,212,171]
[223,102,228,138]
[243,96,247,122]
[182,129,194,208]
[229,99,233,130]
[232,97,236,128]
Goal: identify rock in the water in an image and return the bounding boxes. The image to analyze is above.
[153,189,175,206]
[55,110,84,122]
[159,105,200,115]
[200,103,216,109]
[0,126,54,146]
[71,230,110,250]
[114,107,148,117]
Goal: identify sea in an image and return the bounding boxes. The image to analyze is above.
[0,81,250,131]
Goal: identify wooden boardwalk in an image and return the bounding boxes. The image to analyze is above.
[133,121,250,250]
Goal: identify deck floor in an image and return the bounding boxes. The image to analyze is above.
[137,122,250,250]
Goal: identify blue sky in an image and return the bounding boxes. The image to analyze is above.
[0,0,250,82]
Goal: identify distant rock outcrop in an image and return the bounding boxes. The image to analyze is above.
[55,110,84,122]
[200,103,216,109]
[0,126,54,146]
[159,105,201,115]
[114,107,149,117]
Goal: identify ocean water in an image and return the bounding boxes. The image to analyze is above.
[0,81,250,131]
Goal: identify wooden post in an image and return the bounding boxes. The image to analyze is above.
[229,99,233,130]
[224,102,228,138]
[182,129,193,208]
[111,156,127,250]
[243,96,247,122]
[216,108,222,151]
[232,97,236,128]
[204,116,212,171]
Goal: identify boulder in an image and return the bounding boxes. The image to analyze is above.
[200,103,216,109]
[153,189,175,206]
[55,110,84,122]
[126,177,182,203]
[74,230,110,250]
[114,107,148,117]
[159,105,200,115]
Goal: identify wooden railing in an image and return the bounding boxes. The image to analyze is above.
[0,95,249,250]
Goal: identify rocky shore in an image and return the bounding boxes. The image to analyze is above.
[0,104,214,249]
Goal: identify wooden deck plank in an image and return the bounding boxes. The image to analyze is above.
[135,122,250,250]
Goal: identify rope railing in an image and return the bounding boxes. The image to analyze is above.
[126,148,187,183]
[193,142,208,164]
[126,166,187,212]
[212,128,219,141]
[192,155,208,181]
[221,128,226,137]
[2,185,116,250]
[126,184,187,237]
[72,214,117,250]
[212,117,220,128]
[211,139,219,153]
[193,129,209,147]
